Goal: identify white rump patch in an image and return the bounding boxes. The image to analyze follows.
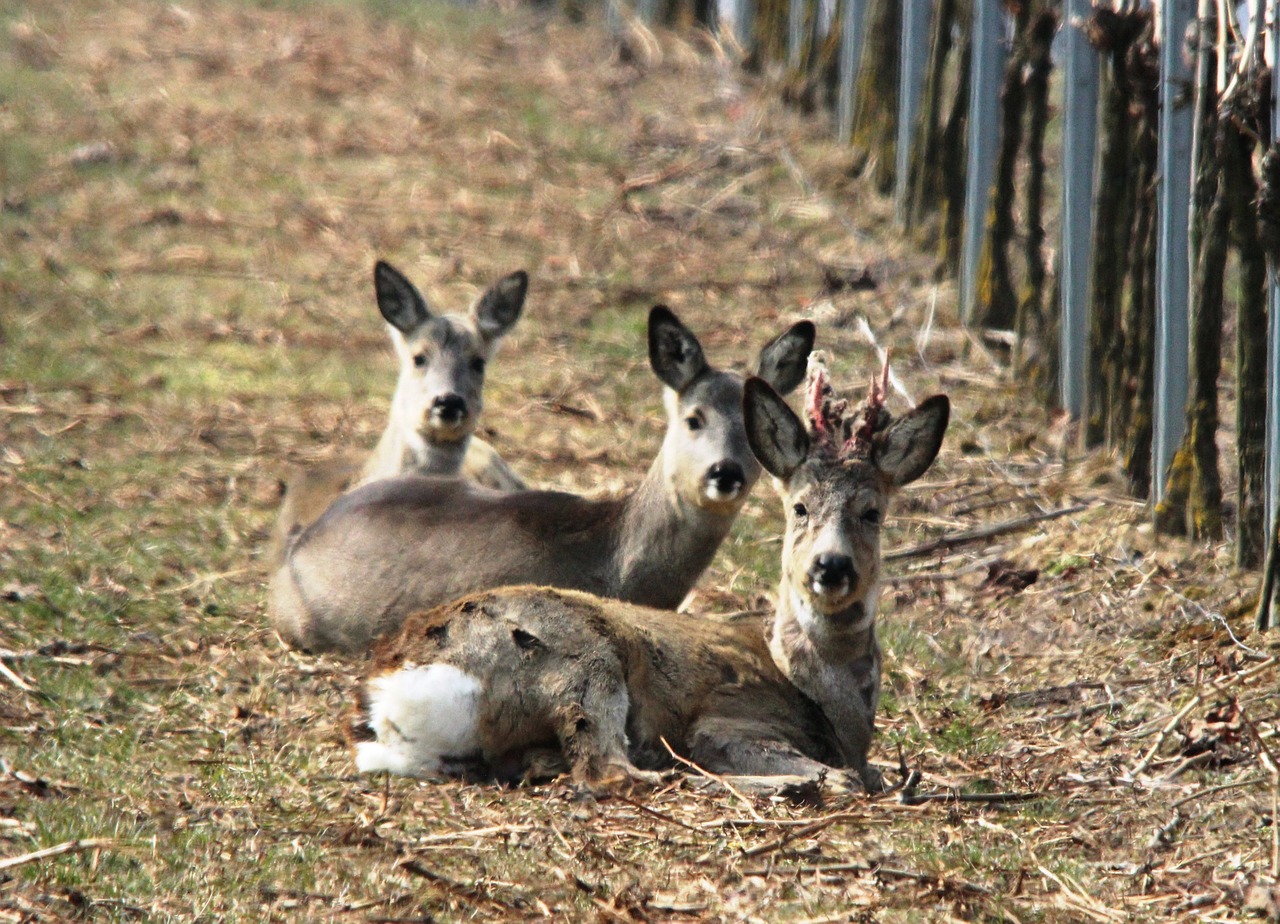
[355,663,482,777]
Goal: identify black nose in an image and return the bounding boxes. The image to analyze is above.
[707,461,745,494]
[432,394,468,423]
[808,552,855,589]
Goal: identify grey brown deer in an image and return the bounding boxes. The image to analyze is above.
[269,307,816,655]
[348,357,949,791]
[266,261,527,568]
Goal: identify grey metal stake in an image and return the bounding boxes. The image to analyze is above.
[1060,0,1099,418]
[736,0,755,54]
[789,0,805,66]
[960,0,1007,323]
[1153,0,1196,503]
[893,0,932,225]
[836,0,868,142]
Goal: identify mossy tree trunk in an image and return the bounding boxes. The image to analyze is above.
[751,0,790,65]
[1084,24,1138,447]
[1190,153,1228,540]
[849,0,900,194]
[1156,10,1224,541]
[1227,120,1269,566]
[1177,116,1228,541]
[974,1,1031,332]
[1119,24,1159,497]
[937,32,972,277]
[1258,505,1280,631]
[1014,6,1058,386]
[907,0,960,230]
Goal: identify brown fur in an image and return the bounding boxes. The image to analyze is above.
[350,375,949,790]
[263,261,527,570]
[269,311,815,655]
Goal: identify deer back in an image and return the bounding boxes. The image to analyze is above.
[264,262,527,569]
[269,309,814,655]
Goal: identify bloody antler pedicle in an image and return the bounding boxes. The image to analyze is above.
[803,352,891,461]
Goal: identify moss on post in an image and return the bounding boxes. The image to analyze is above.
[1225,111,1269,567]
[1014,6,1058,382]
[907,0,961,232]
[974,2,1030,331]
[848,0,900,194]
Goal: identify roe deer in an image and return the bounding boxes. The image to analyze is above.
[265,261,528,568]
[348,357,949,791]
[269,307,816,655]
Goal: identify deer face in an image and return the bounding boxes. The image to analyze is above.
[648,307,815,515]
[660,370,758,513]
[375,261,526,448]
[744,365,949,638]
[779,457,891,633]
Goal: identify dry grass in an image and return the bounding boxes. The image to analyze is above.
[2,0,1278,920]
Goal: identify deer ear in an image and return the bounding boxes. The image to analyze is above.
[744,376,810,481]
[374,261,431,334]
[648,305,708,392]
[755,320,815,395]
[874,395,949,488]
[474,270,527,344]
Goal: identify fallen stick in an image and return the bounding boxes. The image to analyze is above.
[739,812,864,859]
[0,838,118,872]
[741,859,991,895]
[1129,655,1279,778]
[886,504,1092,562]
[660,738,766,823]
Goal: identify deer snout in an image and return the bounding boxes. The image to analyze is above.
[430,393,469,425]
[807,552,856,596]
[704,461,746,501]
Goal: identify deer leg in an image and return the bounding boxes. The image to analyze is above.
[550,667,661,788]
[687,717,881,792]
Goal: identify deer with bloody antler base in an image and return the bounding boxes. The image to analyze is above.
[348,354,948,792]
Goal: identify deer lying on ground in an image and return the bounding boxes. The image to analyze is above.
[269,307,816,655]
[349,357,949,791]
[265,261,528,568]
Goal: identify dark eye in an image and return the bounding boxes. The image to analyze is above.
[792,503,808,519]
[686,415,703,432]
[470,356,486,374]
[413,353,427,368]
[863,509,882,525]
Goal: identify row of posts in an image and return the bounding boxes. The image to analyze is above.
[610,0,1280,552]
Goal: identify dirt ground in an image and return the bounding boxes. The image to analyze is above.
[2,0,1278,920]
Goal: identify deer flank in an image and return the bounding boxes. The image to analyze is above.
[268,307,815,655]
[265,261,527,568]
[349,361,949,791]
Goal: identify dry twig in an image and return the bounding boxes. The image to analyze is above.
[1129,656,1279,778]
[886,504,1092,561]
[0,838,119,872]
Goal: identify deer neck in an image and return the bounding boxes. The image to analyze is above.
[768,579,883,767]
[363,422,471,483]
[610,453,738,603]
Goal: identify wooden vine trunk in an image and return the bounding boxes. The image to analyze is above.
[849,0,900,193]
[1225,103,1269,568]
[1156,13,1224,541]
[937,34,971,276]
[1119,26,1159,497]
[1014,6,1058,386]
[907,0,962,240]
[1084,16,1140,448]
[974,1,1031,332]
